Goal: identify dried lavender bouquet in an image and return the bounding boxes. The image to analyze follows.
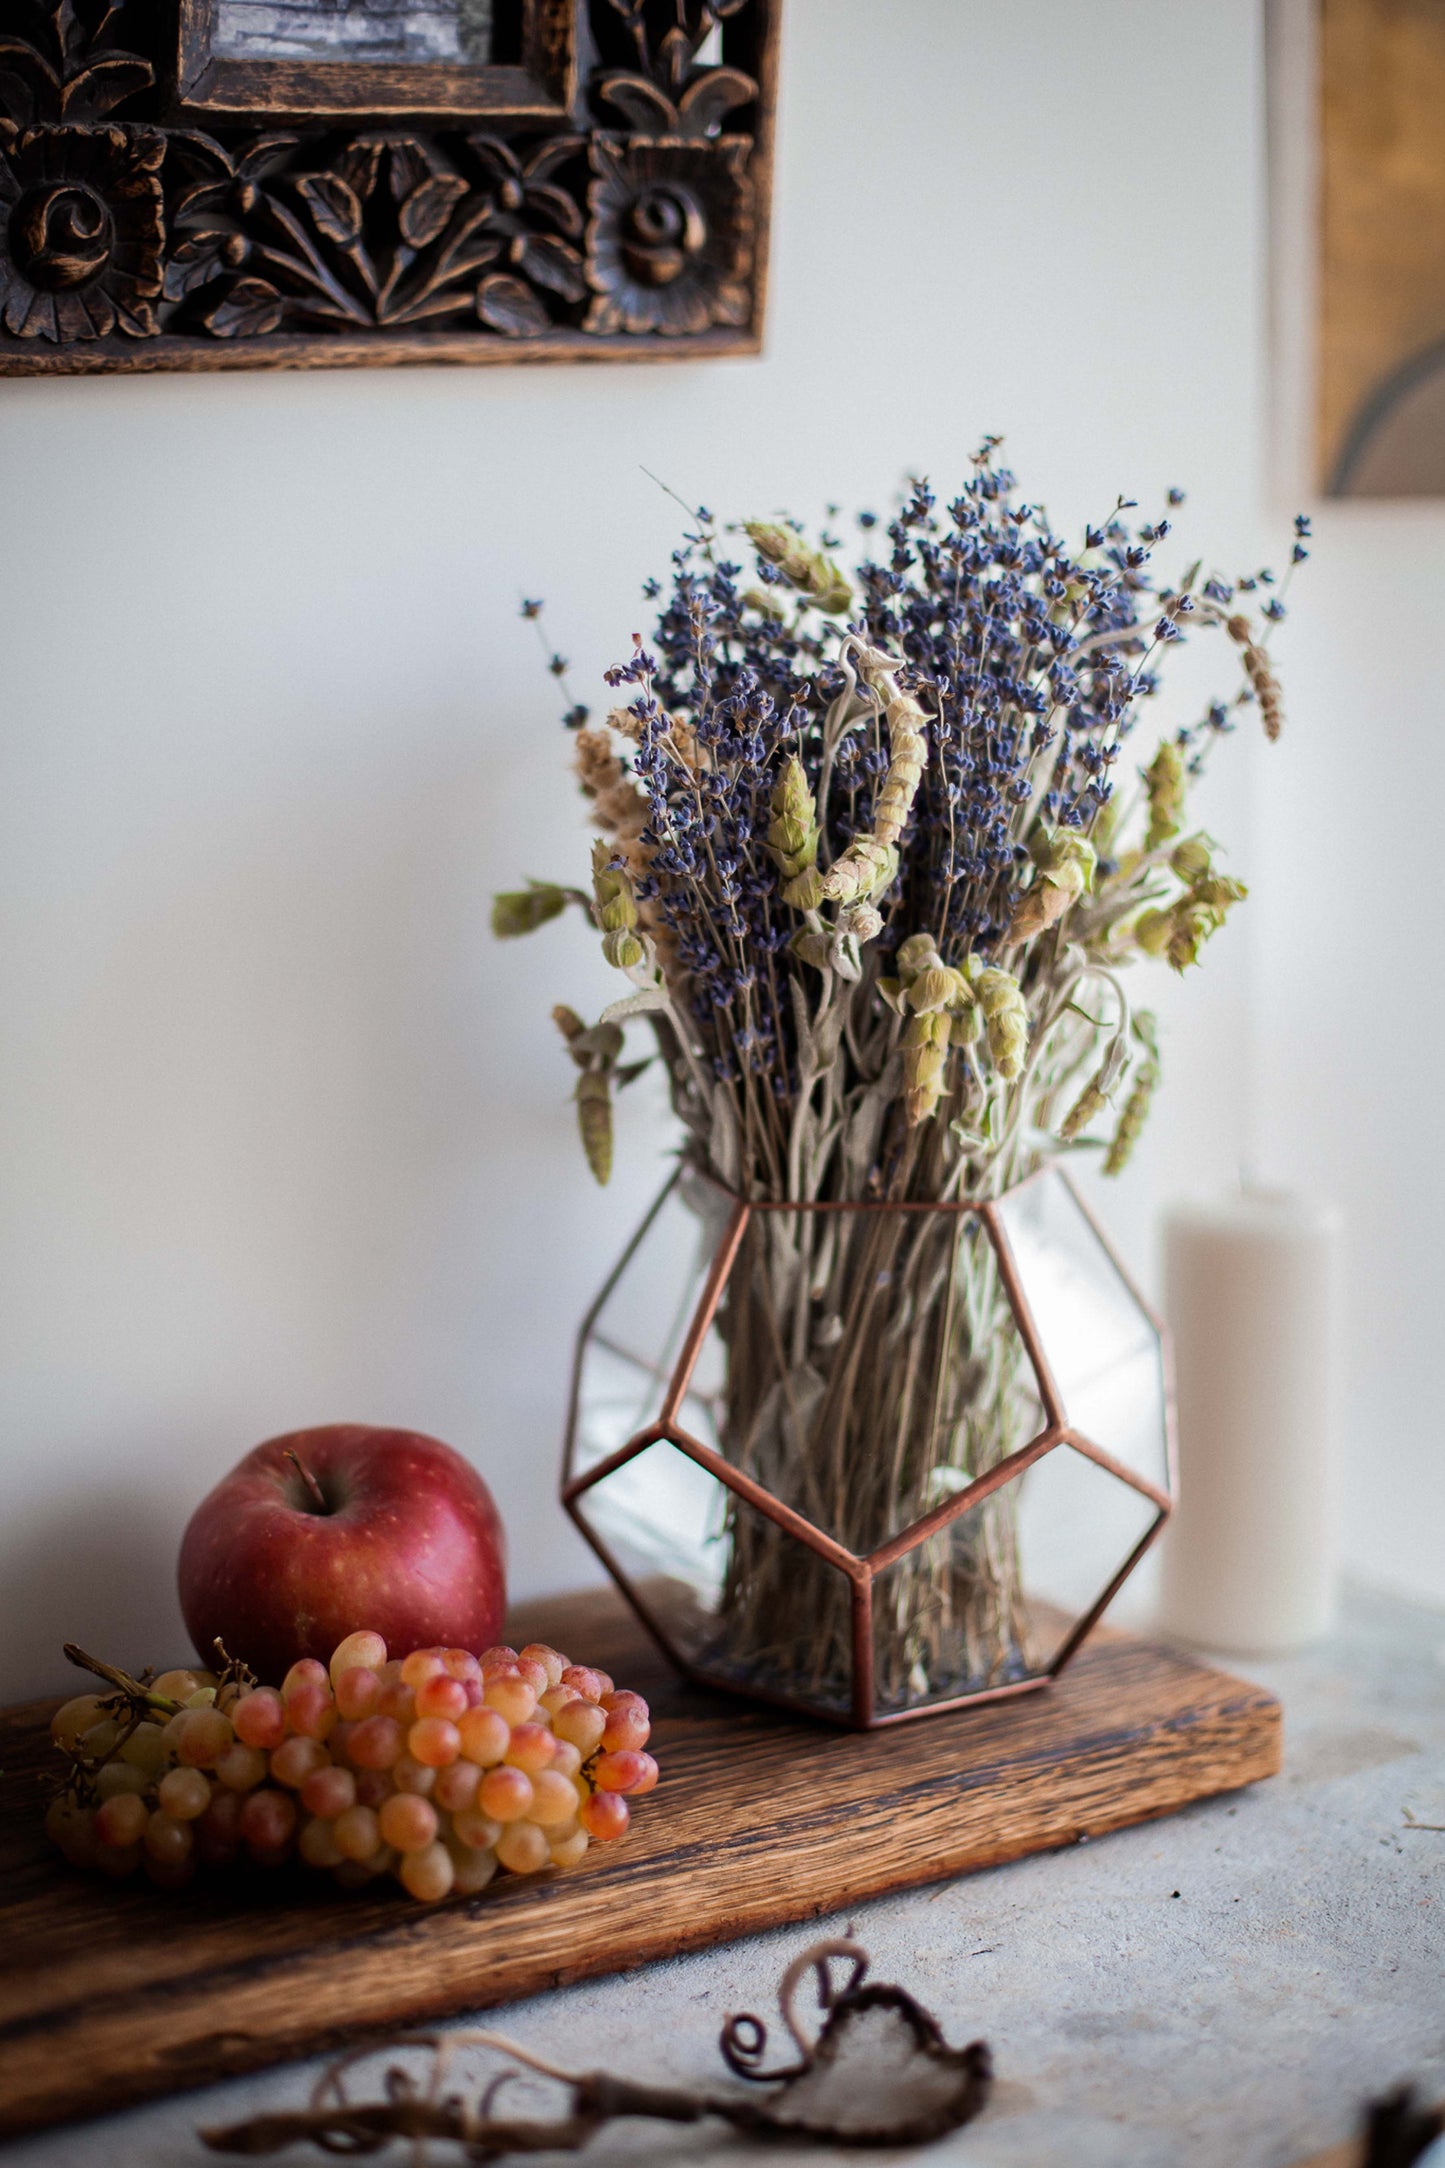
[498,443,1303,1712]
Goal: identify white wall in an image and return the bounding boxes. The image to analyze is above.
[0,0,1284,1700]
[1251,0,1445,1611]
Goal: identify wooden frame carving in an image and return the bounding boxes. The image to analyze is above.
[0,0,777,375]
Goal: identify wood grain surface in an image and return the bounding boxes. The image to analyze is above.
[0,1586,1280,2141]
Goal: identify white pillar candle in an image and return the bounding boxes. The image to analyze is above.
[1158,1189,1344,1655]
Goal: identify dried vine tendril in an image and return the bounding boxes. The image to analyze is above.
[200,1936,992,2158]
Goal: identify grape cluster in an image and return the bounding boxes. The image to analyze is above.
[45,1632,657,1903]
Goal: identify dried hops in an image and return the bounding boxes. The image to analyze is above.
[496,451,1300,1194]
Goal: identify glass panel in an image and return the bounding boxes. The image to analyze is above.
[994,1169,1170,1498]
[1014,1438,1161,1665]
[572,1438,857,1720]
[569,1171,733,1479]
[871,1487,1036,1713]
[213,0,495,66]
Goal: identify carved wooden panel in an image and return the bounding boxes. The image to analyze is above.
[0,0,777,374]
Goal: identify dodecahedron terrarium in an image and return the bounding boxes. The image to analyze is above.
[562,1163,1176,1729]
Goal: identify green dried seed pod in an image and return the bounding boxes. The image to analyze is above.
[1007,831,1097,942]
[790,928,833,971]
[1170,834,1213,883]
[1144,739,1186,852]
[1104,1059,1159,1175]
[1059,1078,1108,1142]
[973,968,1028,1082]
[743,522,852,615]
[601,928,645,970]
[903,1010,951,1126]
[819,837,898,906]
[575,1070,613,1186]
[1134,908,1173,957]
[492,883,569,938]
[782,866,826,911]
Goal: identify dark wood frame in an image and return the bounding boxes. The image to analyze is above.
[0,0,777,375]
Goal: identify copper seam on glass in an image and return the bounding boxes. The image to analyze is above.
[1047,1507,1171,1677]
[862,1427,1066,1575]
[560,1420,671,1505]
[658,1423,868,1583]
[1059,1168,1180,1498]
[658,1198,750,1426]
[1060,1428,1173,1516]
[977,1198,1067,1430]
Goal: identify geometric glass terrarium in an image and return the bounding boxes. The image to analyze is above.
[563,1164,1175,1730]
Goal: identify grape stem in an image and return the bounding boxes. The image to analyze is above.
[62,1644,184,1720]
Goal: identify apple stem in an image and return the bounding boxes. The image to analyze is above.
[285,1450,329,1513]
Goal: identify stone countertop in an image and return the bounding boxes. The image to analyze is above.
[8,1586,1443,2168]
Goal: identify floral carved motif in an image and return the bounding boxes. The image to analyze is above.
[0,0,776,372]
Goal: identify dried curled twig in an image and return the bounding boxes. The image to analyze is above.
[200,1937,992,2158]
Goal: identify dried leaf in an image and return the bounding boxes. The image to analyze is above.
[518,231,587,302]
[296,174,362,246]
[200,277,283,339]
[399,172,469,250]
[476,272,549,337]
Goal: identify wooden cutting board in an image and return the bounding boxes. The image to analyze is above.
[0,1585,1280,2140]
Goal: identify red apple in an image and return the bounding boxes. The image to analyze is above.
[178,1424,506,1682]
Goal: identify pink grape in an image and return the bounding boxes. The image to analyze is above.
[334,1667,381,1721]
[299,1817,345,1869]
[399,1840,454,1901]
[144,1810,195,1866]
[456,1707,509,1767]
[552,1699,606,1754]
[504,1723,556,1776]
[449,1842,499,1895]
[376,1678,417,1725]
[346,1715,403,1770]
[433,1760,482,1813]
[328,1631,386,1682]
[478,1645,519,1674]
[271,1735,329,1789]
[332,1804,381,1863]
[286,1683,338,1741]
[50,1694,105,1750]
[600,1692,650,1752]
[451,1807,502,1851]
[392,1753,437,1796]
[495,1821,549,1875]
[512,1657,550,1694]
[354,1767,391,1809]
[439,1648,481,1684]
[239,1789,297,1853]
[158,1767,213,1820]
[300,1765,355,1818]
[94,1792,148,1848]
[560,1666,606,1702]
[400,1649,445,1691]
[580,1790,629,1842]
[549,1740,583,1781]
[482,1675,536,1726]
[282,1658,329,1698]
[408,1718,461,1769]
[526,1769,582,1828]
[478,1766,533,1823]
[550,1829,589,1869]
[414,1674,468,1723]
[175,1707,234,1769]
[593,1750,652,1796]
[518,1643,566,1688]
[626,1752,659,1796]
[215,1742,268,1792]
[378,1792,438,1854]
[232,1688,287,1750]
